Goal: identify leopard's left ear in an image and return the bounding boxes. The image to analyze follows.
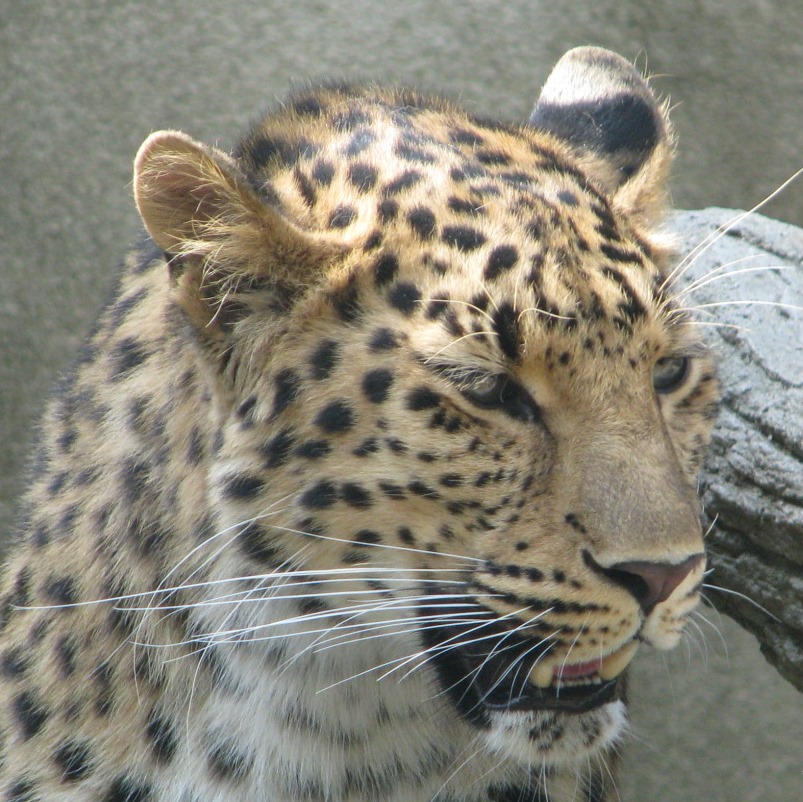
[530,47,673,226]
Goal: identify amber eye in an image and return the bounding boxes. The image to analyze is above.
[653,356,690,393]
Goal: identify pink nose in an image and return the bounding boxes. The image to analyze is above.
[584,551,704,614]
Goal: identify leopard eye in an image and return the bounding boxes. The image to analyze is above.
[460,373,542,424]
[461,373,507,407]
[653,356,690,394]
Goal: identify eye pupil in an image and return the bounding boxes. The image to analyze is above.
[459,373,541,424]
[653,356,689,393]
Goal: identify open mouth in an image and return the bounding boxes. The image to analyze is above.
[419,599,637,723]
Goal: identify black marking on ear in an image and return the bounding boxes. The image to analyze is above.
[531,95,658,177]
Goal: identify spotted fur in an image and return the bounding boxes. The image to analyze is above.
[0,48,719,801]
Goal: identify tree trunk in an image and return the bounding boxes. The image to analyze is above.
[672,209,803,692]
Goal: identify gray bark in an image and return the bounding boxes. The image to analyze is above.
[673,209,803,692]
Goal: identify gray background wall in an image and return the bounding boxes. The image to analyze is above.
[1,2,801,800]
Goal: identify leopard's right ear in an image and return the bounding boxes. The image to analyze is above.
[134,131,343,328]
[530,47,673,227]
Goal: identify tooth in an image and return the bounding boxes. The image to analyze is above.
[599,641,639,680]
[529,660,554,688]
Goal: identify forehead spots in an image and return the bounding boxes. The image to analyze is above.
[384,170,422,195]
[315,400,356,433]
[406,207,437,240]
[348,162,378,191]
[484,245,519,280]
[373,254,399,287]
[387,282,422,315]
[328,205,357,229]
[309,340,340,380]
[441,225,486,252]
[362,368,394,404]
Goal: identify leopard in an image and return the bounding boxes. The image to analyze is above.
[0,46,720,802]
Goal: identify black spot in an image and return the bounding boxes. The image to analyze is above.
[355,529,382,545]
[450,128,485,146]
[207,741,252,782]
[5,780,36,802]
[406,207,437,240]
[345,128,376,156]
[373,254,399,287]
[272,369,301,417]
[102,775,153,802]
[447,196,479,215]
[294,440,331,459]
[407,480,439,498]
[341,483,373,508]
[145,711,178,764]
[385,437,408,454]
[315,400,355,433]
[484,245,519,280]
[222,474,265,501]
[54,740,94,781]
[300,480,339,509]
[111,337,149,380]
[352,437,380,457]
[312,160,335,185]
[492,302,521,362]
[383,170,422,195]
[368,327,399,351]
[293,168,317,207]
[45,576,78,606]
[331,276,362,322]
[407,386,441,411]
[186,425,205,465]
[333,107,370,130]
[379,482,406,500]
[238,521,282,565]
[246,135,295,168]
[363,230,383,250]
[329,205,357,229]
[439,473,464,488]
[291,95,326,116]
[441,225,487,252]
[397,527,415,545]
[387,282,421,315]
[12,691,49,740]
[1,647,29,678]
[309,340,340,380]
[475,149,510,166]
[260,428,295,469]
[395,141,435,163]
[378,198,399,222]
[362,368,394,403]
[557,189,579,206]
[55,636,77,678]
[348,163,378,191]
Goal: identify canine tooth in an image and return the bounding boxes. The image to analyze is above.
[599,640,639,680]
[529,660,554,688]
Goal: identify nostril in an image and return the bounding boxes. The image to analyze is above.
[583,551,704,614]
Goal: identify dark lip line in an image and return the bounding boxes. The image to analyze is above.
[418,589,624,722]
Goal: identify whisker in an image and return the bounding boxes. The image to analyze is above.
[702,583,781,623]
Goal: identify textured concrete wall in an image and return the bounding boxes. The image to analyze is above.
[1,2,801,800]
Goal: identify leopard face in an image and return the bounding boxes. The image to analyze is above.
[0,48,718,801]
